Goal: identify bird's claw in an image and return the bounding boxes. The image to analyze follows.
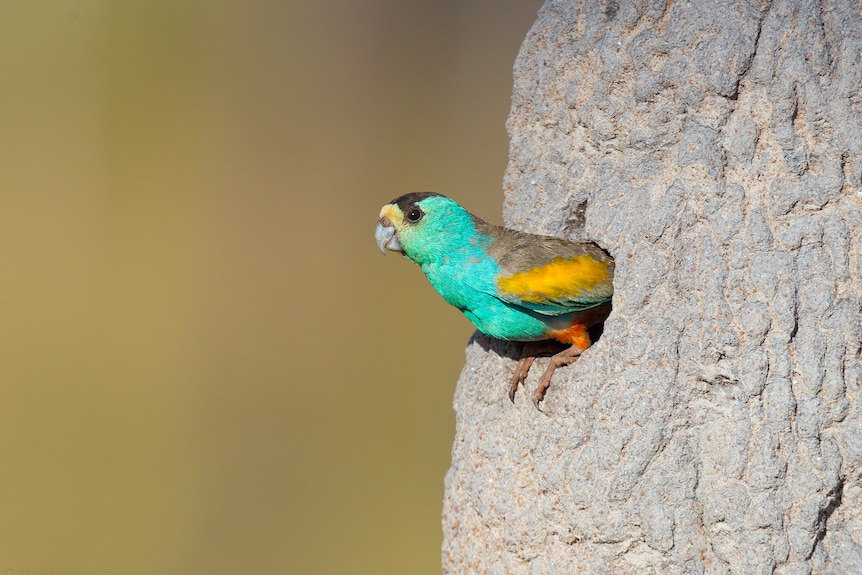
[509,355,535,403]
[533,365,556,409]
[531,392,546,413]
[510,344,585,410]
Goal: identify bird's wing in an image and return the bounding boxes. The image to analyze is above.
[476,223,615,315]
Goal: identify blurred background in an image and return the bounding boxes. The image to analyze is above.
[0,1,541,573]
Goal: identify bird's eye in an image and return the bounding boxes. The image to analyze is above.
[406,208,423,222]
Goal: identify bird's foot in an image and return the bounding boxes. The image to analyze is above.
[509,340,566,405]
[532,344,584,408]
[509,355,536,402]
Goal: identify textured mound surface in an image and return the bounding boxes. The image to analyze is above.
[443,1,862,573]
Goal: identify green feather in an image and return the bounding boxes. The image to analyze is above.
[382,193,614,342]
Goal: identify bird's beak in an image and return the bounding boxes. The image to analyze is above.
[375,216,402,255]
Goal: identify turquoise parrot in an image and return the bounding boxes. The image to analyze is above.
[375,192,614,406]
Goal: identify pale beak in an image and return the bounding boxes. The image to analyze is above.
[375,219,402,254]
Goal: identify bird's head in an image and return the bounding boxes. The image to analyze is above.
[375,192,479,265]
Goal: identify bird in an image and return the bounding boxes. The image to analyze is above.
[375,192,614,407]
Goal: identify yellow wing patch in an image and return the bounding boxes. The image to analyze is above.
[497,255,609,303]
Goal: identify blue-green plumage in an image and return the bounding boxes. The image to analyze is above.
[375,192,614,404]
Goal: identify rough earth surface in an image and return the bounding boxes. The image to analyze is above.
[442,1,862,573]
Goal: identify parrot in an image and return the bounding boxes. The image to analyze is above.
[375,192,614,406]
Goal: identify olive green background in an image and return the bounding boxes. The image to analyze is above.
[0,1,540,573]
